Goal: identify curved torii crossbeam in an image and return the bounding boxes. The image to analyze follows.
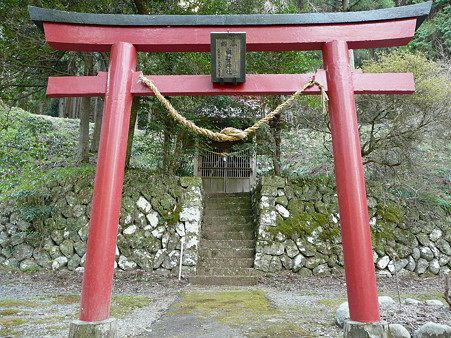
[29,2,431,334]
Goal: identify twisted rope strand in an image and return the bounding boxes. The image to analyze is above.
[139,73,328,142]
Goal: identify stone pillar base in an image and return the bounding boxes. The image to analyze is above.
[343,320,389,338]
[69,318,117,338]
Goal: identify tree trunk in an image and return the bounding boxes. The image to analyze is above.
[125,97,140,167]
[90,97,103,153]
[162,131,172,175]
[270,114,282,176]
[90,53,108,153]
[77,96,91,163]
[58,98,65,118]
[342,0,350,11]
[133,0,148,14]
[162,122,173,175]
[296,0,306,11]
[64,97,74,118]
[77,53,94,163]
[168,129,185,175]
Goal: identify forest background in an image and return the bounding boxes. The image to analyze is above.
[0,0,449,218]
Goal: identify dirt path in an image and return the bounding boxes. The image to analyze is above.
[140,284,344,337]
[0,269,449,337]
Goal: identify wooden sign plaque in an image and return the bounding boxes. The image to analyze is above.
[211,32,246,85]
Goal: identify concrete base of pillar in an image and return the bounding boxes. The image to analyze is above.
[343,320,390,338]
[69,318,117,338]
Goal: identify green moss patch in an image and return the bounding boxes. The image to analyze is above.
[110,295,151,318]
[315,298,347,307]
[377,202,404,224]
[383,293,446,303]
[52,294,80,305]
[170,290,275,327]
[0,317,27,327]
[0,299,42,308]
[247,321,311,337]
[272,209,317,239]
[272,207,339,243]
[0,309,25,316]
[32,316,67,325]
[44,325,67,333]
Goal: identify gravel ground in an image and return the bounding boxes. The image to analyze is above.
[0,269,449,337]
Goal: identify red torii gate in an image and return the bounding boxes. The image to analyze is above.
[29,2,431,334]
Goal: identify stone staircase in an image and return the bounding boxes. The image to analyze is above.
[190,193,258,286]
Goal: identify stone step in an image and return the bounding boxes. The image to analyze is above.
[206,196,251,205]
[201,230,254,240]
[196,267,256,276]
[202,223,254,232]
[190,275,258,286]
[207,193,251,198]
[199,257,254,268]
[199,247,255,259]
[200,239,255,249]
[197,193,255,285]
[205,202,252,211]
[203,215,253,225]
[204,208,253,217]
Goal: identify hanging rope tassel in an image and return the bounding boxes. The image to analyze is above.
[139,73,328,142]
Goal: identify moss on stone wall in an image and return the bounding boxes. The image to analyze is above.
[0,168,203,274]
[253,175,451,276]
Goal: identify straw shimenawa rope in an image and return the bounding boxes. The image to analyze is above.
[139,73,328,142]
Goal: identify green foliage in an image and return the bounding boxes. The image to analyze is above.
[420,192,451,213]
[433,196,451,213]
[357,50,450,170]
[410,4,450,59]
[4,165,94,240]
[128,132,161,172]
[289,175,335,188]
[304,0,395,12]
[13,194,54,223]
[0,107,78,194]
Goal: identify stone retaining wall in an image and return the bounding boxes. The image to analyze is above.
[0,170,203,276]
[252,176,451,277]
[1,172,450,277]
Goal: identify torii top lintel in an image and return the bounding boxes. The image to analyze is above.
[29,3,431,53]
[29,3,431,98]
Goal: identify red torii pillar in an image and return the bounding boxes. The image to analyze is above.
[29,2,431,333]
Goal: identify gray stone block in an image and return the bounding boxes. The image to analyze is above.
[52,256,68,270]
[69,318,117,338]
[415,258,429,274]
[67,254,81,271]
[413,322,451,338]
[12,243,34,261]
[343,320,390,338]
[60,239,74,258]
[335,301,350,328]
[388,323,411,338]
[19,258,38,270]
[378,296,395,305]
